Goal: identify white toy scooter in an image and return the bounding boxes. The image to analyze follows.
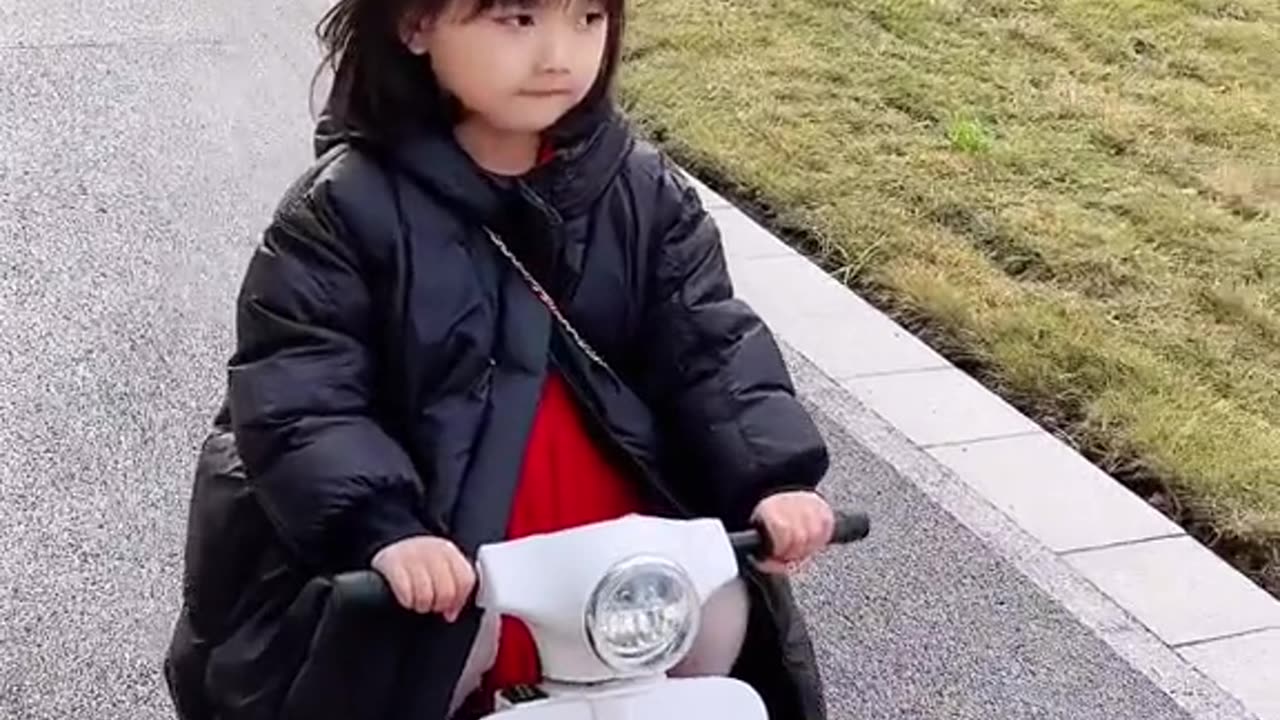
[342,509,868,719]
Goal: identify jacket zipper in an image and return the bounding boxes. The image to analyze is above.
[510,190,808,709]
[548,347,692,520]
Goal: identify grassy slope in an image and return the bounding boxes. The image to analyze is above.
[621,0,1280,560]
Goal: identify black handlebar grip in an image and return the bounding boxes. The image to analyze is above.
[831,510,871,544]
[331,570,395,611]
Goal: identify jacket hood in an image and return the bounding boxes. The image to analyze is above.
[313,91,634,227]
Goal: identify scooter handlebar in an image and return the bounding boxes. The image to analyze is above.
[330,567,394,610]
[728,509,870,559]
[832,509,872,544]
[330,508,869,611]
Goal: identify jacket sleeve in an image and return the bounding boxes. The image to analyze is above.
[227,192,427,571]
[639,160,830,527]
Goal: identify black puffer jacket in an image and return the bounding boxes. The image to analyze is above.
[165,104,830,720]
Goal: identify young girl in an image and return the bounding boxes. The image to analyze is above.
[166,0,834,718]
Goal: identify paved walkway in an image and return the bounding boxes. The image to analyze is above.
[0,1,1270,718]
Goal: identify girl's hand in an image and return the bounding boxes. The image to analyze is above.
[371,536,476,621]
[750,491,835,575]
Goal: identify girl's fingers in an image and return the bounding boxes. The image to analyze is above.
[758,493,837,563]
[443,549,477,622]
[755,556,812,576]
[801,504,834,559]
[383,562,415,611]
[755,557,792,575]
[425,551,458,618]
[409,558,436,615]
[372,538,477,619]
[767,514,800,562]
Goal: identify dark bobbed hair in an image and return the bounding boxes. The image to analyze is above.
[314,0,626,142]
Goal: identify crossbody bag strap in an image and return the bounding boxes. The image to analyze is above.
[482,227,611,372]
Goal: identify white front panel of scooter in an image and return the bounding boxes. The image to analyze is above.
[482,677,768,720]
[475,515,739,683]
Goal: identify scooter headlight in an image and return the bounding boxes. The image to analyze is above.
[585,556,700,674]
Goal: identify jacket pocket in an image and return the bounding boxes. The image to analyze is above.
[278,576,404,720]
[205,574,326,720]
[182,427,275,642]
[205,573,406,720]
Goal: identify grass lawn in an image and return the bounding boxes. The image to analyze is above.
[621,0,1280,585]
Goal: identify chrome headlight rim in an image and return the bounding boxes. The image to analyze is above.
[584,554,701,674]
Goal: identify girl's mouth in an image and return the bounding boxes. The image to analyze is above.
[519,89,573,98]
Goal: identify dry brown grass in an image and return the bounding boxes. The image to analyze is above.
[621,0,1280,564]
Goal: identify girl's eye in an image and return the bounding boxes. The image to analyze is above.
[497,13,536,28]
[580,11,606,27]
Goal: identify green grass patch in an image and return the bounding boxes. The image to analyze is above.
[946,115,996,154]
[621,0,1280,582]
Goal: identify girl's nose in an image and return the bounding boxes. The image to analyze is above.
[534,23,574,74]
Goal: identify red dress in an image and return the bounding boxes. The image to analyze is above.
[481,372,646,696]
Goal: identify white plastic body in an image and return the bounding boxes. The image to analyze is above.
[474,514,739,684]
[480,676,768,719]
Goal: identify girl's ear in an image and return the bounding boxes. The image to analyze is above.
[399,10,433,56]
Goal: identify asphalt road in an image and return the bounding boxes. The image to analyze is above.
[0,2,1196,718]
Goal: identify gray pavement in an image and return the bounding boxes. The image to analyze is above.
[790,356,1192,720]
[0,2,1214,718]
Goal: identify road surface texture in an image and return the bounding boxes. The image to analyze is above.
[0,1,1207,718]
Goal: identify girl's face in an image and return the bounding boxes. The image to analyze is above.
[404,0,610,134]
